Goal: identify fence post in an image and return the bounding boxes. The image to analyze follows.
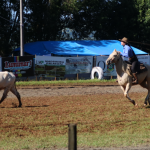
[76,55,78,80]
[55,68,56,81]
[76,74,78,80]
[68,124,77,150]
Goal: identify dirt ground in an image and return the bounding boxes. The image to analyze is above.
[0,84,150,150]
[1,84,147,98]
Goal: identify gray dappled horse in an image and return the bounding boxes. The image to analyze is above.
[106,49,150,106]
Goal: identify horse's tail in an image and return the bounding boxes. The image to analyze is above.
[13,78,18,92]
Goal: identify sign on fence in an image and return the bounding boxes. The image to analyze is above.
[2,56,35,77]
[96,56,117,76]
[35,56,66,78]
[123,55,150,65]
[65,56,93,74]
[137,55,150,64]
[1,54,149,78]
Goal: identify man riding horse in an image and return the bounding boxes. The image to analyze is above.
[106,49,149,106]
[118,37,140,84]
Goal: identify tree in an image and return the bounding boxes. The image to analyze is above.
[1,0,150,56]
[0,0,20,56]
[67,0,140,41]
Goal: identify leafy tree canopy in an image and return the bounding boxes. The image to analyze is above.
[0,0,150,56]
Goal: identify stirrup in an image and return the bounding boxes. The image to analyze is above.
[132,80,138,84]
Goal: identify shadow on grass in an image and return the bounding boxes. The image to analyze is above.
[0,105,49,108]
[146,105,150,109]
[25,105,49,108]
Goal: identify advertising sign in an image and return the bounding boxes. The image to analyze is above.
[2,56,35,77]
[123,55,149,64]
[65,56,93,74]
[137,55,150,64]
[35,56,66,78]
[96,56,117,76]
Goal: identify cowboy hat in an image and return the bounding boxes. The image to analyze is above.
[119,37,128,43]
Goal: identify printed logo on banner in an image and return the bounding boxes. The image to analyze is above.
[107,64,114,72]
[37,61,44,65]
[4,57,32,77]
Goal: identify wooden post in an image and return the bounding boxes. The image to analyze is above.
[77,73,78,80]
[111,76,113,79]
[77,55,78,80]
[55,68,56,81]
[68,124,77,150]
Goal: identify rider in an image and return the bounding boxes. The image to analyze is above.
[119,37,140,84]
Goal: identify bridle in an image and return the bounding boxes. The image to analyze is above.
[109,53,121,64]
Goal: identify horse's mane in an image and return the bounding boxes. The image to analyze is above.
[118,54,132,76]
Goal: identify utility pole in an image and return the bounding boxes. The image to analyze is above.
[20,0,24,56]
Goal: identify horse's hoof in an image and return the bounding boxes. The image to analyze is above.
[131,100,135,105]
[135,103,138,107]
[144,104,147,107]
[18,104,22,107]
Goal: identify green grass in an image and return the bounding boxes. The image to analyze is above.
[0,135,67,150]
[1,124,150,149]
[16,79,116,86]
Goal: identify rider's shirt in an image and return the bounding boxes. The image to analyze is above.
[121,45,134,58]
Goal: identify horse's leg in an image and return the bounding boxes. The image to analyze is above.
[120,85,125,93]
[124,83,136,106]
[0,87,10,104]
[140,81,149,106]
[141,75,150,106]
[10,86,22,107]
[146,77,150,105]
[126,94,136,105]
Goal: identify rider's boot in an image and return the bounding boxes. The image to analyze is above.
[132,73,138,84]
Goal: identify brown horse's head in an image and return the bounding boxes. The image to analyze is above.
[106,49,120,65]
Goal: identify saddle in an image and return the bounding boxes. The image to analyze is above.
[125,61,147,77]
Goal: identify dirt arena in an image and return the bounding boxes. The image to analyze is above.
[0,84,148,108]
[1,84,148,98]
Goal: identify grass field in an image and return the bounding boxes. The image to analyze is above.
[0,87,150,150]
[16,79,117,86]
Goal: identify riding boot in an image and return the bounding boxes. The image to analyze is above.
[132,73,138,84]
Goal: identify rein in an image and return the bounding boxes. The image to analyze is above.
[117,54,121,62]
